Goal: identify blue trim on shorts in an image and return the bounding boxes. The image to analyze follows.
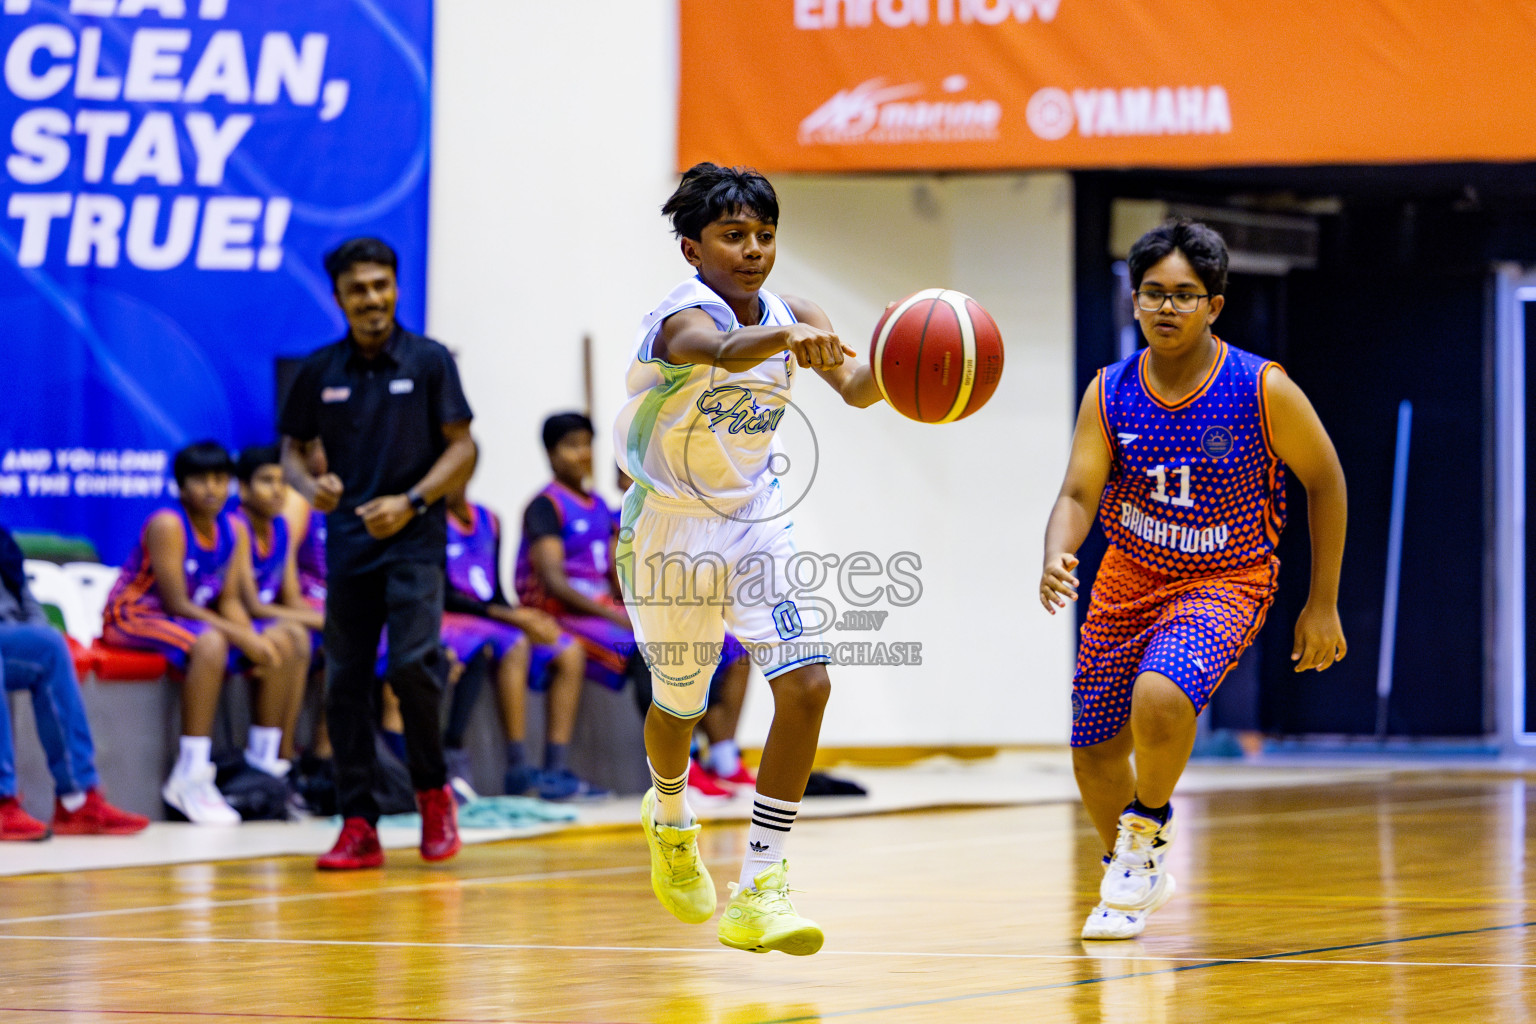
[649,693,709,721]
[763,652,831,680]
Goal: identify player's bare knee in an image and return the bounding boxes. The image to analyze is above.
[647,700,702,733]
[557,642,585,673]
[1072,739,1127,779]
[267,628,294,661]
[1131,692,1196,746]
[770,665,831,714]
[287,622,313,659]
[189,629,228,664]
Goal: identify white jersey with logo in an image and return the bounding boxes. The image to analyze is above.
[613,275,797,508]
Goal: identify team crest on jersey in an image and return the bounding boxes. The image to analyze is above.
[1201,426,1234,460]
[1071,692,1083,722]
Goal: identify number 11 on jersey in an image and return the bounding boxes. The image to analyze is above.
[1147,463,1195,507]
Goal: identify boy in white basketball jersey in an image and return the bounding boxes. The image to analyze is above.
[615,163,884,955]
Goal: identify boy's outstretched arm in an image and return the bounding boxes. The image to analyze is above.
[1264,368,1348,672]
[787,296,884,408]
[1040,379,1112,615]
[655,304,854,374]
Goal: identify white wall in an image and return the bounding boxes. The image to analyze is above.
[429,2,1076,746]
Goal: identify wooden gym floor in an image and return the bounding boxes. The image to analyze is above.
[0,772,1531,1023]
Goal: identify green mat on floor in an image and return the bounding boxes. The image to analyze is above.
[374,795,581,830]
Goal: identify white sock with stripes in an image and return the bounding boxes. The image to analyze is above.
[648,759,692,828]
[738,792,800,891]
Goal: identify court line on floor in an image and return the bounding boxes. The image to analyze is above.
[0,788,1509,929]
[1,928,1533,973]
[745,919,1536,1023]
[822,789,1508,855]
[0,863,646,926]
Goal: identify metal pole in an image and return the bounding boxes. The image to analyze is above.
[582,333,595,419]
[1376,399,1413,740]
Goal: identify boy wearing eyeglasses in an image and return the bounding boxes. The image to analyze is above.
[1039,219,1348,940]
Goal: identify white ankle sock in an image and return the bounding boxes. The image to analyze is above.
[709,739,741,778]
[648,759,692,828]
[246,726,282,765]
[738,792,799,891]
[175,736,212,778]
[59,791,86,812]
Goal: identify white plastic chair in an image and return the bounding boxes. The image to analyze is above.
[62,562,118,642]
[23,559,94,645]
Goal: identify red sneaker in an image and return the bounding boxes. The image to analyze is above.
[317,817,383,870]
[710,764,757,789]
[52,789,150,835]
[0,797,50,841]
[416,785,461,862]
[686,758,734,799]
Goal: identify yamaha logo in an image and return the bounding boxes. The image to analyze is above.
[1026,88,1074,140]
[1027,85,1233,140]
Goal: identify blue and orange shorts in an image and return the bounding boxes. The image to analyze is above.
[103,604,285,673]
[1071,546,1278,747]
[376,612,576,692]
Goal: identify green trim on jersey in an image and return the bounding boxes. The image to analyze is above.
[615,482,649,600]
[624,359,695,492]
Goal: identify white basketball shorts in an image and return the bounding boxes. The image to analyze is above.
[616,481,831,719]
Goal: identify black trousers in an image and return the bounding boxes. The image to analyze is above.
[325,560,447,822]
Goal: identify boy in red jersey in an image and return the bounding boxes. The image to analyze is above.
[1039,220,1348,940]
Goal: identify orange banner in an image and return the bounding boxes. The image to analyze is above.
[679,1,1536,172]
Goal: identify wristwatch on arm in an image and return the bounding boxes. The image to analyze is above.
[407,488,430,517]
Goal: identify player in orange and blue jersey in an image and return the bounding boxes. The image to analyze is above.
[103,441,312,824]
[230,445,324,774]
[1040,219,1348,941]
[438,483,600,801]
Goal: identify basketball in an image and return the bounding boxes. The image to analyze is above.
[870,288,1004,423]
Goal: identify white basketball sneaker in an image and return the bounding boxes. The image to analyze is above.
[1100,805,1176,911]
[1082,898,1164,940]
[1084,850,1177,940]
[162,764,241,825]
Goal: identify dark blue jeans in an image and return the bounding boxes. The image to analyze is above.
[0,623,98,799]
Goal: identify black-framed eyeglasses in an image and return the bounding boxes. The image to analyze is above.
[1134,289,1211,314]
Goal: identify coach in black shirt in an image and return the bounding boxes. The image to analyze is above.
[279,237,476,870]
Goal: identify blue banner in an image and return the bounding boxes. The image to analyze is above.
[0,0,431,564]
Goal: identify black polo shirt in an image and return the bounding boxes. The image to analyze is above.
[278,325,473,577]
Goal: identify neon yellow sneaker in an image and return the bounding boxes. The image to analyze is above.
[640,788,715,924]
[717,859,824,955]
